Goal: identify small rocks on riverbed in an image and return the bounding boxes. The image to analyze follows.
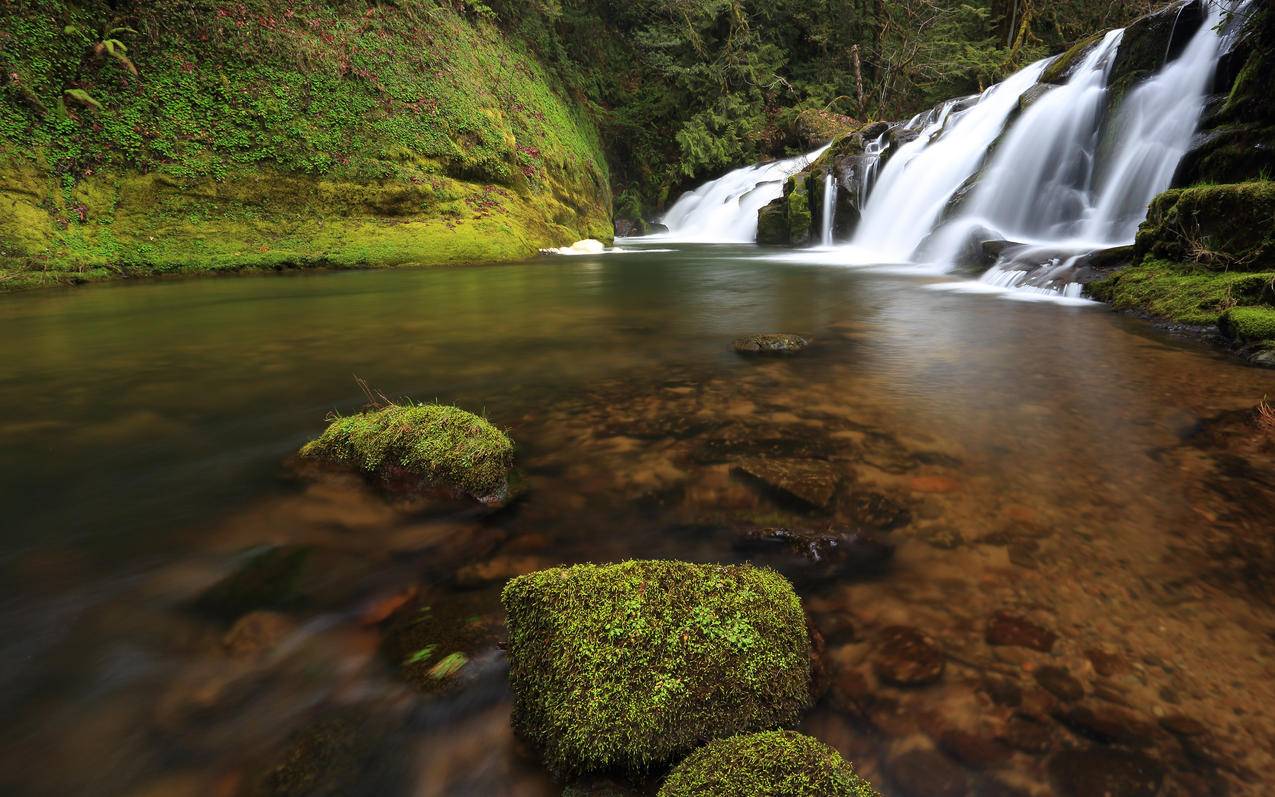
[732,333,810,355]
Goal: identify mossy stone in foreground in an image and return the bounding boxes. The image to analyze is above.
[658,731,881,797]
[300,403,514,504]
[502,561,812,777]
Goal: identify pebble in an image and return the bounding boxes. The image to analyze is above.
[873,626,946,687]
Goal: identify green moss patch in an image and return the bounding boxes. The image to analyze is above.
[1087,259,1275,326]
[501,560,812,778]
[300,402,514,504]
[1135,182,1275,270]
[1220,306,1275,342]
[657,730,880,797]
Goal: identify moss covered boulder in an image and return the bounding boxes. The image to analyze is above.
[757,175,814,246]
[1219,306,1275,343]
[1134,181,1275,269]
[300,402,515,506]
[657,731,880,797]
[502,561,812,778]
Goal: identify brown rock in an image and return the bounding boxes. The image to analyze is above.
[1085,647,1127,676]
[1054,703,1156,746]
[842,491,912,531]
[986,612,1057,652]
[1049,749,1164,797]
[831,668,874,718]
[1001,713,1055,755]
[358,585,419,626]
[222,611,295,659]
[733,458,840,508]
[1034,666,1084,702]
[937,728,1013,769]
[1159,714,1207,737]
[909,475,960,494]
[873,625,945,687]
[732,333,810,355]
[983,677,1023,707]
[886,749,969,797]
[454,555,550,588]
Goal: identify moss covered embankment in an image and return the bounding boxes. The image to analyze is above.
[0,1,612,290]
[1089,6,1275,361]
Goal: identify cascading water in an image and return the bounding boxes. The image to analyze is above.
[651,145,829,243]
[645,0,1247,303]
[819,174,837,247]
[841,59,1049,263]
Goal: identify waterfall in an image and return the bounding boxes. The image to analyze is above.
[820,174,837,247]
[653,145,829,243]
[859,133,888,209]
[843,60,1049,263]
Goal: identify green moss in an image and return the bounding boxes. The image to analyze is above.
[1134,181,1275,270]
[1041,31,1108,85]
[0,0,611,288]
[300,402,514,503]
[658,731,880,797]
[1219,306,1275,342]
[785,175,813,247]
[1087,258,1275,326]
[501,560,812,778]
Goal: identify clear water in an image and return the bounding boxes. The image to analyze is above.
[1,248,1273,795]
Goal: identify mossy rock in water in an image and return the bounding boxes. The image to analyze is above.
[1220,306,1275,342]
[657,730,881,797]
[300,402,515,505]
[502,561,812,778]
[733,334,811,355]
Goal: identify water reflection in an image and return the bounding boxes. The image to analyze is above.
[0,246,1272,795]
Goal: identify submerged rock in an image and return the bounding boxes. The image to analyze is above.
[732,333,811,355]
[501,561,811,777]
[985,612,1057,652]
[733,525,895,583]
[194,545,311,620]
[885,749,968,797]
[872,625,945,687]
[732,457,840,509]
[658,730,881,797]
[299,402,515,506]
[1048,749,1165,797]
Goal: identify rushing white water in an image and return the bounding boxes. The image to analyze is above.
[820,174,837,247]
[653,145,829,242]
[842,59,1049,263]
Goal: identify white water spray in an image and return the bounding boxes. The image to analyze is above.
[820,174,837,247]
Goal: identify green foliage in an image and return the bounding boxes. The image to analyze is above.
[501,560,812,778]
[658,730,881,797]
[299,401,515,501]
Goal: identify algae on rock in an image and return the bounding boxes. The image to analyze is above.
[501,560,812,778]
[657,730,881,797]
[300,403,515,505]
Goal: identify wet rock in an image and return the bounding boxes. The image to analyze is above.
[872,625,945,687]
[921,526,966,550]
[1018,83,1055,111]
[251,713,387,797]
[1085,647,1127,676]
[564,777,645,797]
[831,668,874,718]
[733,526,894,583]
[1007,541,1040,569]
[194,546,312,621]
[1001,713,1055,755]
[938,729,1013,769]
[973,778,1032,797]
[1048,749,1165,797]
[454,555,552,589]
[1033,666,1084,702]
[358,585,420,626]
[841,491,912,531]
[909,475,960,494]
[733,458,840,509]
[1159,714,1207,737]
[1054,703,1156,746]
[886,749,969,797]
[983,677,1022,708]
[732,333,810,355]
[380,590,504,695]
[222,611,296,659]
[985,612,1057,653]
[689,422,843,464]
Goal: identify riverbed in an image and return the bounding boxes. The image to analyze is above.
[1,244,1272,796]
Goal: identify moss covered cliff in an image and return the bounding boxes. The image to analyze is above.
[0,0,612,289]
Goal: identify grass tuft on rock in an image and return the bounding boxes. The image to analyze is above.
[657,730,881,797]
[300,402,514,502]
[501,560,812,778]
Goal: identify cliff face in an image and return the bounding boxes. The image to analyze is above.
[0,1,612,289]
